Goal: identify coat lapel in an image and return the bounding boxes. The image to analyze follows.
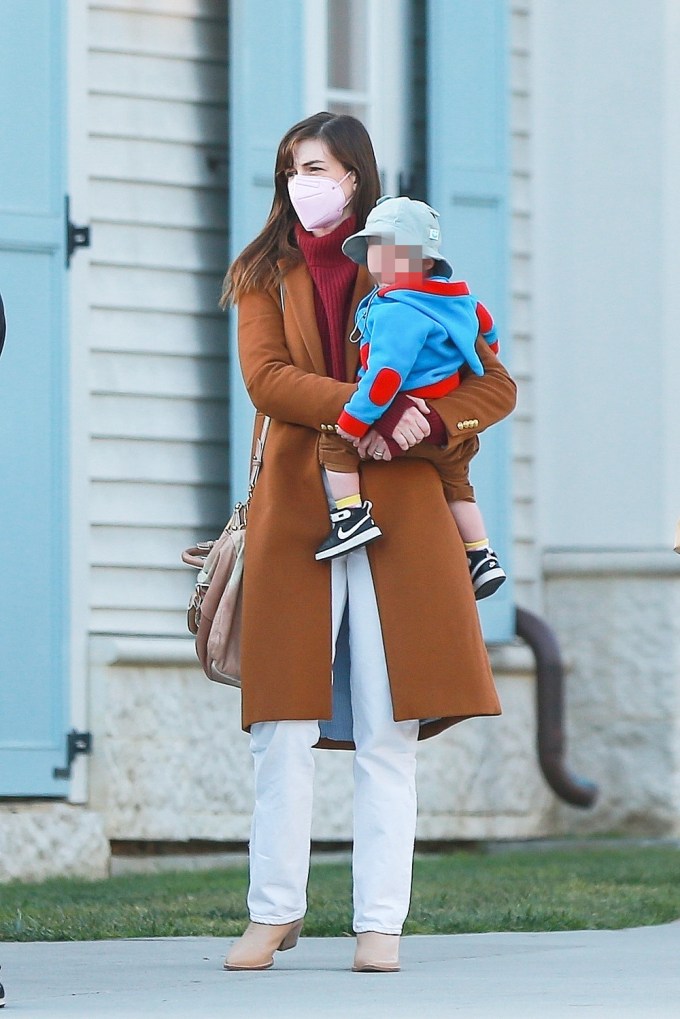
[280,262,327,376]
[281,261,374,382]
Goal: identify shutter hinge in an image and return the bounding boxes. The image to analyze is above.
[53,729,93,780]
[65,195,91,267]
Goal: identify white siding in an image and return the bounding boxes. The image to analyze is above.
[87,0,229,637]
[510,0,540,610]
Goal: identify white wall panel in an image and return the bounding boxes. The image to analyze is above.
[89,137,225,188]
[90,525,210,566]
[90,352,228,398]
[87,0,229,636]
[92,223,228,272]
[88,8,226,59]
[89,95,225,145]
[88,51,227,102]
[89,607,185,634]
[91,395,228,442]
[90,567,192,611]
[89,265,223,313]
[90,439,227,484]
[89,308,227,355]
[90,481,225,528]
[90,181,228,230]
[533,0,666,549]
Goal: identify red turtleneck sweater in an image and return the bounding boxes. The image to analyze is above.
[295,216,446,453]
[295,216,358,381]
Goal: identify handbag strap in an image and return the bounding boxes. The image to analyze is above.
[246,415,270,503]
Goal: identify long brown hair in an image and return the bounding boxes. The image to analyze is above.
[221,112,381,306]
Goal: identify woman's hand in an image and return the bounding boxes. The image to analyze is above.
[390,396,431,450]
[356,430,392,461]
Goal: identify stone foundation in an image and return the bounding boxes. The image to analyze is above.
[544,552,680,837]
[88,636,558,844]
[0,803,110,883]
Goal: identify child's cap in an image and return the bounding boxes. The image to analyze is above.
[342,196,453,277]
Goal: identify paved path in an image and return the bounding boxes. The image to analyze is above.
[2,923,679,1018]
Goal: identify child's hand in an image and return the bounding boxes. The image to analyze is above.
[335,425,358,443]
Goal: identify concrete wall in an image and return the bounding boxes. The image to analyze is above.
[86,639,556,845]
[545,553,680,837]
[0,805,109,883]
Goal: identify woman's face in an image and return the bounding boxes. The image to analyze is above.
[289,138,356,210]
[289,137,354,189]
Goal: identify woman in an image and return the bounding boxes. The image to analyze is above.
[222,112,516,973]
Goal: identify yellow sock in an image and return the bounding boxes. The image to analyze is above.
[335,494,362,510]
[464,538,490,551]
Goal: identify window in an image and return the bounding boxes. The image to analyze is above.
[305,0,410,196]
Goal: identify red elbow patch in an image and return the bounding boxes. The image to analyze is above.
[369,367,402,406]
[476,302,494,335]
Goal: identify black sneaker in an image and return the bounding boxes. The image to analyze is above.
[467,547,507,600]
[315,500,383,561]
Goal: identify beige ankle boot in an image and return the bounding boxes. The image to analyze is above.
[352,931,401,972]
[223,919,304,971]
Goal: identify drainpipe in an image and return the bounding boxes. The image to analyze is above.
[515,606,598,808]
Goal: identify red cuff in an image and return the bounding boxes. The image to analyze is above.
[336,409,370,439]
[373,393,413,439]
[424,406,447,445]
[385,436,403,457]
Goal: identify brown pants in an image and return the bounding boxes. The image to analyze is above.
[318,432,478,503]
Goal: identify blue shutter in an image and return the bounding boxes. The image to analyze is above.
[428,0,513,643]
[228,0,305,500]
[0,1,70,793]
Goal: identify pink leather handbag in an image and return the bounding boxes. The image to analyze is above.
[182,415,270,686]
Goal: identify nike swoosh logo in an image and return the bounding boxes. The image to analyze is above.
[337,517,369,540]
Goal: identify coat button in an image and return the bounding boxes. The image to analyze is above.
[457,422,464,430]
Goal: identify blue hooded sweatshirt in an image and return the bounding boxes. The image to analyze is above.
[337,277,499,439]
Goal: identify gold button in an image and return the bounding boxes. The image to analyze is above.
[471,419,479,427]
[321,423,328,431]
[457,422,464,430]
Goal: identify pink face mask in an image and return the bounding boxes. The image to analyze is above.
[287,170,353,231]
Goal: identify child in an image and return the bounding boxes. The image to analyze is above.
[314,196,506,601]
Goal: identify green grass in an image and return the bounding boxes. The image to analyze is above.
[1,846,679,942]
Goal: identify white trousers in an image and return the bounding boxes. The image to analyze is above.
[247,547,419,935]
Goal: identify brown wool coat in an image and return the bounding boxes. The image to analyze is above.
[237,261,517,747]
